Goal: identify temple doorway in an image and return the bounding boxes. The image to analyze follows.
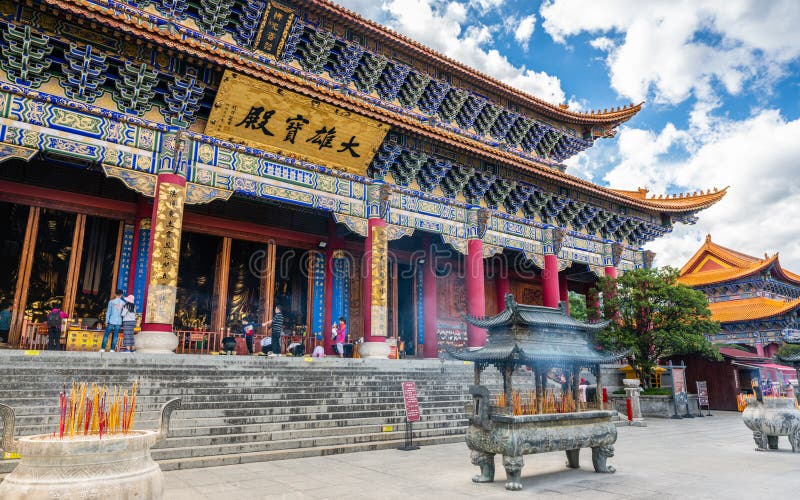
[175,232,220,330]
[395,263,415,356]
[274,245,310,337]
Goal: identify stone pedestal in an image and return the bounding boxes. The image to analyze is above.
[623,379,647,427]
[359,341,390,359]
[135,330,179,354]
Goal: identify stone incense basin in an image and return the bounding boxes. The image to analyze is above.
[467,387,617,491]
[0,399,180,499]
[742,397,800,452]
[0,431,162,499]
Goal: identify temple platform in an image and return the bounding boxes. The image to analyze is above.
[0,350,502,479]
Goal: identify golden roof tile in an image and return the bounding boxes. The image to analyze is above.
[45,0,725,216]
[708,297,800,323]
[299,0,642,127]
[678,236,800,287]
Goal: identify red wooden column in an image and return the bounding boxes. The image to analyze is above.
[559,272,570,314]
[495,264,510,312]
[604,265,617,279]
[466,238,486,348]
[542,254,560,308]
[542,228,564,308]
[422,235,438,358]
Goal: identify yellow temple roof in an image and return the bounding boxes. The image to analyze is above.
[678,236,800,323]
[708,297,800,323]
[608,187,729,212]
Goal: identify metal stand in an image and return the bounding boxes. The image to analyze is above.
[397,420,419,451]
[671,397,682,419]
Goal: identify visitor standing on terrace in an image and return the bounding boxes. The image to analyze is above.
[263,305,283,355]
[120,295,137,353]
[100,289,124,352]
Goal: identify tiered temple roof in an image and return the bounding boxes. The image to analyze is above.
[679,236,800,346]
[0,0,726,254]
[450,295,624,365]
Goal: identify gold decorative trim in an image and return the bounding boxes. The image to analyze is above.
[333,213,368,237]
[385,224,414,241]
[102,165,157,198]
[441,234,467,255]
[0,144,37,163]
[185,183,233,205]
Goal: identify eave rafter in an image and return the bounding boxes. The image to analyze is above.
[28,0,723,231]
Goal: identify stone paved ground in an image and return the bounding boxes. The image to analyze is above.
[162,411,799,499]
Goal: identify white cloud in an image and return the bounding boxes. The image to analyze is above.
[540,0,800,105]
[471,0,505,13]
[336,0,567,103]
[574,109,800,271]
[589,36,614,52]
[513,14,537,51]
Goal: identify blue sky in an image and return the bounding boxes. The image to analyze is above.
[337,0,800,270]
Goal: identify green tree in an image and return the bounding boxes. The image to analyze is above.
[594,267,721,388]
[568,291,588,321]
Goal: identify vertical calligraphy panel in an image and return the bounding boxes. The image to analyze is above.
[332,252,350,327]
[370,224,388,337]
[310,252,325,339]
[132,220,151,313]
[145,181,186,325]
[416,266,424,348]
[116,223,135,293]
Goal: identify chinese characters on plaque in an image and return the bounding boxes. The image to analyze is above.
[205,71,389,176]
[370,224,388,337]
[145,182,186,325]
[255,1,294,56]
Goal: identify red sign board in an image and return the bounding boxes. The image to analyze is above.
[402,381,421,422]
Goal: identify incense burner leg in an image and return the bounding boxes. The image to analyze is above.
[565,449,580,469]
[767,435,779,450]
[789,429,800,453]
[591,445,616,473]
[470,450,495,483]
[753,431,769,451]
[502,455,524,491]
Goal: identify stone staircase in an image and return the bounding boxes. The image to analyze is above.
[0,351,500,478]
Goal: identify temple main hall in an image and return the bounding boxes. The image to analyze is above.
[0,0,725,357]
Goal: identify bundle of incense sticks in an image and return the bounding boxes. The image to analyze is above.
[56,381,138,439]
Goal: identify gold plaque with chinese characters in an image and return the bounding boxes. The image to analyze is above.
[145,181,186,325]
[205,71,390,176]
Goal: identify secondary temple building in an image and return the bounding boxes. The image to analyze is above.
[678,236,800,357]
[0,0,725,356]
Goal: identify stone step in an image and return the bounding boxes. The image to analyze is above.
[158,418,466,448]
[150,426,467,461]
[156,434,466,471]
[0,391,470,408]
[0,351,480,479]
[165,412,467,438]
